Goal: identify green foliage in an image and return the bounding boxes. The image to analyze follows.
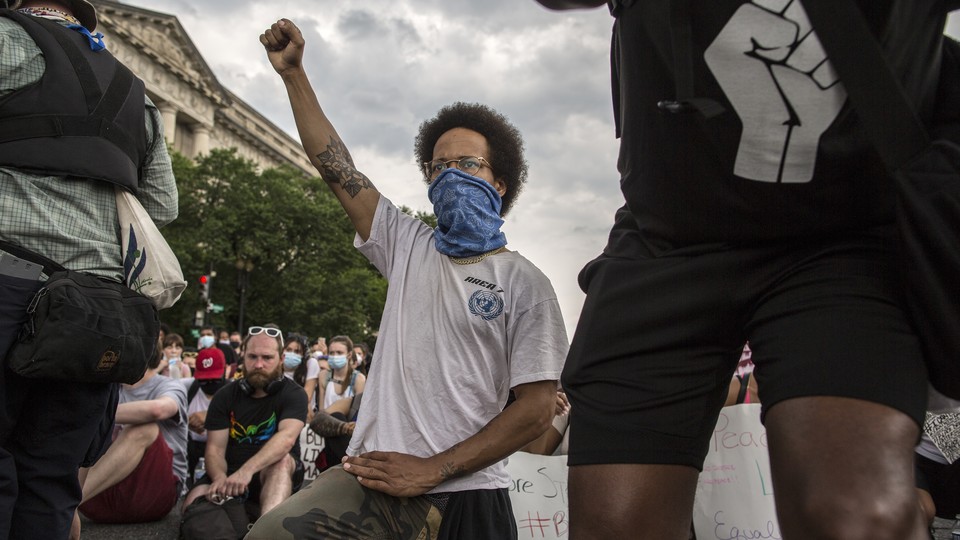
[399,204,438,229]
[161,148,386,344]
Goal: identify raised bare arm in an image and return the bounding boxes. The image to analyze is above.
[260,19,380,240]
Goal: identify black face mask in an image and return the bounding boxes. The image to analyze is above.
[229,341,241,349]
[199,379,227,395]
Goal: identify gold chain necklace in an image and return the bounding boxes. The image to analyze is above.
[448,246,508,265]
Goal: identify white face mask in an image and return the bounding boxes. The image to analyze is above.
[198,335,216,349]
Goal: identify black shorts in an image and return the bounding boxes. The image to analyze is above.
[562,225,928,469]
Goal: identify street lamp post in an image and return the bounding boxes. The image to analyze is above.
[236,259,254,332]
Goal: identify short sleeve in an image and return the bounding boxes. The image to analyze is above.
[355,195,433,280]
[279,381,308,423]
[507,298,569,388]
[305,357,320,380]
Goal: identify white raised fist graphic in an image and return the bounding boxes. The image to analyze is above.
[705,0,846,183]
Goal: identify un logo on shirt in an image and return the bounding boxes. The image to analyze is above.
[468,290,504,321]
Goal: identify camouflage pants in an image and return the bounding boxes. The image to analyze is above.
[246,465,443,540]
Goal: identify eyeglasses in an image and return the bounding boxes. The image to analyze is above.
[248,326,283,340]
[422,156,493,182]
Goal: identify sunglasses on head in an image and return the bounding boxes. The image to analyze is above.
[248,326,282,338]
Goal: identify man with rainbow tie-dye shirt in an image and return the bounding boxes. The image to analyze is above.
[180,325,306,538]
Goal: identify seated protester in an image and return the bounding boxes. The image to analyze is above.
[180,325,307,540]
[161,332,191,379]
[72,344,188,535]
[320,335,365,410]
[181,347,228,486]
[309,393,364,471]
[282,332,320,420]
[353,342,371,375]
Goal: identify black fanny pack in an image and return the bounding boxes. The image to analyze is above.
[0,241,158,384]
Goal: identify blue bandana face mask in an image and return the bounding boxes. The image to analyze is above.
[427,168,507,257]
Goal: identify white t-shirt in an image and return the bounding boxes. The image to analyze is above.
[186,385,213,442]
[347,196,568,493]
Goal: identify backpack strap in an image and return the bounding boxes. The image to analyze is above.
[187,379,201,404]
[347,393,363,421]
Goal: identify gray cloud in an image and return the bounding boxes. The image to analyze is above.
[117,0,629,333]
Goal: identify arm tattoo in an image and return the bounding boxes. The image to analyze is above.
[315,137,373,198]
[440,462,467,481]
[308,411,349,437]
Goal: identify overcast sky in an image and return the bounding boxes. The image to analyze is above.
[118,1,960,338]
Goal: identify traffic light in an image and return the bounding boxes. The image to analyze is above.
[199,274,210,301]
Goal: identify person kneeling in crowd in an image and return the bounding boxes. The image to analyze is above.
[71,342,188,538]
[250,19,567,540]
[180,325,307,539]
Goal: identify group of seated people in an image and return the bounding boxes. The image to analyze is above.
[70,335,960,539]
[70,324,373,539]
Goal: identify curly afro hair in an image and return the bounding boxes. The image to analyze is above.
[414,102,528,217]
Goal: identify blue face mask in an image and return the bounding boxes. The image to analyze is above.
[328,355,348,370]
[283,352,302,370]
[198,335,215,349]
[427,168,507,257]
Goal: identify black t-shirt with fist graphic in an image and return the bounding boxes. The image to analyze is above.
[604,0,959,255]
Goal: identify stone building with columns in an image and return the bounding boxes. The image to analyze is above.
[90,0,314,175]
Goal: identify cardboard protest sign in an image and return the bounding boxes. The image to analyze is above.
[694,403,782,540]
[506,452,570,538]
[299,426,325,481]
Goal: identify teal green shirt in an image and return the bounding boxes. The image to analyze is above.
[0,15,178,279]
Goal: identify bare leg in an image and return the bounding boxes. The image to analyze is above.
[182,484,211,509]
[765,396,926,540]
[916,488,935,526]
[80,423,159,502]
[257,454,295,516]
[69,468,90,540]
[568,463,699,540]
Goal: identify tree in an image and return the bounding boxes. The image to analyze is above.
[160,148,387,344]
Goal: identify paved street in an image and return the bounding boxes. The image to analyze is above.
[79,506,959,539]
[80,504,181,540]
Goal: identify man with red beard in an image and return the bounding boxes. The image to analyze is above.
[180,325,307,536]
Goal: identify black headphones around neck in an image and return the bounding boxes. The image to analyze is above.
[238,376,285,396]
